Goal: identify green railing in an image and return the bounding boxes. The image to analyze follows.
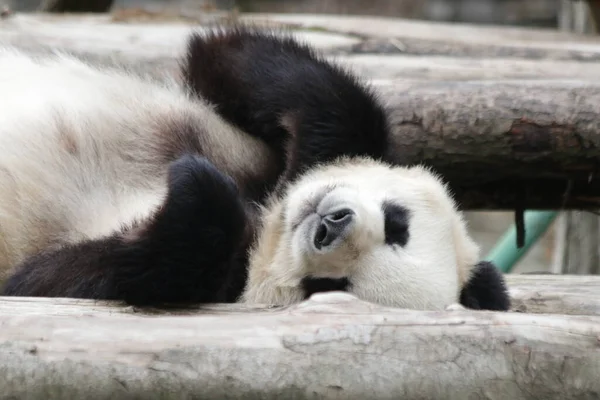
[484,211,558,273]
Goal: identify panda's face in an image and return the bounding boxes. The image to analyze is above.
[243,157,480,310]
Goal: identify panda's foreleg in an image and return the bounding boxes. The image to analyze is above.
[1,155,247,306]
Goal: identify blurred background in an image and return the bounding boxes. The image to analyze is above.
[2,0,574,29]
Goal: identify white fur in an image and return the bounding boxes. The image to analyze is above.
[243,157,480,310]
[0,47,273,278]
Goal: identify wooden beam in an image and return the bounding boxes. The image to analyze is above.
[378,79,600,209]
[0,285,599,399]
[505,274,600,315]
[6,13,600,63]
[2,274,599,316]
[242,13,600,60]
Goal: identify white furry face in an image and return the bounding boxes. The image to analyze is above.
[243,157,480,310]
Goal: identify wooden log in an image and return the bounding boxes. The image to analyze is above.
[342,54,600,81]
[377,79,600,209]
[3,14,600,208]
[505,274,600,315]
[1,274,599,317]
[242,13,600,60]
[0,290,599,399]
[236,0,559,28]
[5,13,600,74]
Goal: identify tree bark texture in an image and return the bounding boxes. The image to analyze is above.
[505,274,600,315]
[0,287,599,400]
[2,13,600,209]
[378,79,600,209]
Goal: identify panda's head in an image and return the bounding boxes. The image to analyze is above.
[242,157,510,311]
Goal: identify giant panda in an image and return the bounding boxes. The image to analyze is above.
[0,26,510,311]
[243,156,510,310]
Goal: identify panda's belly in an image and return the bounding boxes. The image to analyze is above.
[0,63,172,276]
[0,127,167,277]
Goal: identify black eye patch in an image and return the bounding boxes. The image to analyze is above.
[382,202,410,247]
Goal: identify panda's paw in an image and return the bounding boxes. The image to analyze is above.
[154,154,247,246]
[460,261,511,311]
[166,154,240,209]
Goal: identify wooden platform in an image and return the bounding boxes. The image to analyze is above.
[0,275,598,399]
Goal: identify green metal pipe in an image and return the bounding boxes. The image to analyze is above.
[484,211,558,273]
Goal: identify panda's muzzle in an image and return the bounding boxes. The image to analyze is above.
[313,208,355,251]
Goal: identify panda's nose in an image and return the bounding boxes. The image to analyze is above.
[313,208,355,250]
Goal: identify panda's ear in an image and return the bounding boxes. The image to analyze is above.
[459,261,511,311]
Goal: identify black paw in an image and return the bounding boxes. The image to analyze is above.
[166,154,239,210]
[459,261,511,311]
[152,154,247,254]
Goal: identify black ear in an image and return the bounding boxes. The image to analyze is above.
[459,261,511,311]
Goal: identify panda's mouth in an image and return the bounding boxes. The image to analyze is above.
[301,276,351,299]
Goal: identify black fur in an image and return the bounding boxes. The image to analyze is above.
[382,202,410,247]
[3,155,247,306]
[182,27,390,186]
[1,27,391,306]
[459,261,511,311]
